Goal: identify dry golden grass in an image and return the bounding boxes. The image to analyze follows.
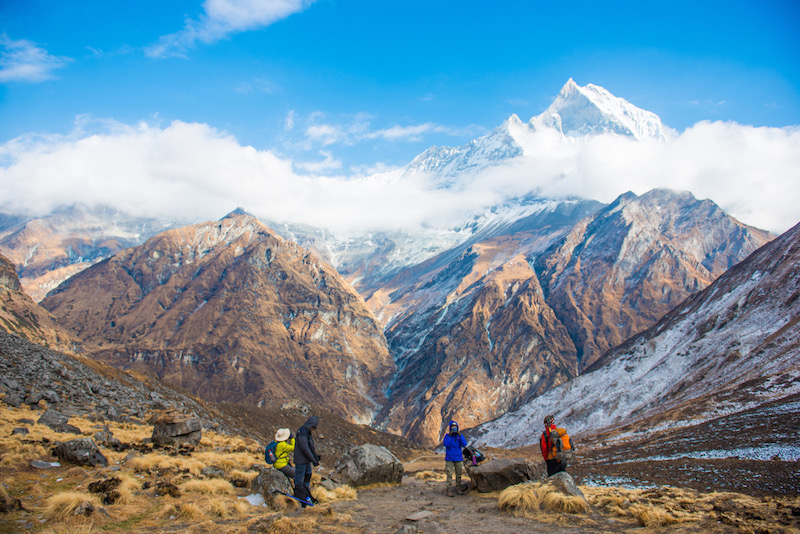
[629,503,685,527]
[412,469,446,481]
[159,501,207,521]
[115,474,143,504]
[313,485,358,503]
[228,468,259,483]
[43,491,101,520]
[179,478,235,495]
[127,453,207,475]
[206,499,251,519]
[42,526,99,534]
[264,515,303,533]
[498,482,590,517]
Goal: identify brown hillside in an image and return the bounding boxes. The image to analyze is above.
[41,212,395,424]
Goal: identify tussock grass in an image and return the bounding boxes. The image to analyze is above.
[128,453,207,475]
[115,474,142,504]
[179,478,235,495]
[264,515,302,533]
[43,491,101,520]
[227,468,259,483]
[312,485,358,503]
[42,526,98,534]
[499,482,589,517]
[629,504,685,527]
[160,501,206,521]
[412,469,446,481]
[206,499,251,518]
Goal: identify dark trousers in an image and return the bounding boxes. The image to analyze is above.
[294,462,313,498]
[546,459,566,477]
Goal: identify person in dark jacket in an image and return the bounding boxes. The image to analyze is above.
[442,420,467,496]
[293,415,320,504]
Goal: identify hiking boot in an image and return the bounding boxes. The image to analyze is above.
[456,484,468,495]
[446,486,456,497]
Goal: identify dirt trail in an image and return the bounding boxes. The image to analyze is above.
[327,475,594,534]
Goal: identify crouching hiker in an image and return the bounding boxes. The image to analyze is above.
[540,414,575,477]
[293,415,321,506]
[443,420,467,496]
[273,428,295,479]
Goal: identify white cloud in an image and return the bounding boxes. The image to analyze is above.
[0,118,798,235]
[147,0,316,58]
[0,33,71,83]
[301,113,466,148]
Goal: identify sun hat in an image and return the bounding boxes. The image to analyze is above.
[275,428,291,441]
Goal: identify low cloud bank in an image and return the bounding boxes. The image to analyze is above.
[0,118,797,234]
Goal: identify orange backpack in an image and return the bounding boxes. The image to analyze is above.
[552,428,574,461]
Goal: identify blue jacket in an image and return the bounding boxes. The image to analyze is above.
[442,421,467,462]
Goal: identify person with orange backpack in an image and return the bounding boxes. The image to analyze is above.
[540,414,575,477]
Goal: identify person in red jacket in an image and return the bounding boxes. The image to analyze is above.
[540,414,567,477]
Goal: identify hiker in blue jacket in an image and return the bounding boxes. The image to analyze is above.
[442,420,468,496]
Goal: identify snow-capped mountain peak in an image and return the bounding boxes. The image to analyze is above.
[402,79,672,185]
[530,78,673,141]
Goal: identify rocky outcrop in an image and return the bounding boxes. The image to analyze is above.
[332,444,404,487]
[53,438,108,467]
[0,330,223,432]
[0,253,78,351]
[42,211,395,424]
[151,414,202,446]
[466,458,538,492]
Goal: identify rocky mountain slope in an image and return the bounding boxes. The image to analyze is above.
[40,210,395,424]
[0,204,179,302]
[0,252,78,352]
[536,188,773,369]
[474,219,800,454]
[374,189,772,446]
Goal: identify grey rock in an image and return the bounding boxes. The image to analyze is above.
[24,391,42,405]
[53,438,109,467]
[201,466,226,478]
[12,427,29,436]
[42,390,60,404]
[30,460,53,469]
[38,410,82,434]
[332,443,404,487]
[4,394,22,407]
[151,415,202,446]
[94,425,122,447]
[251,467,293,507]
[466,458,538,493]
[2,378,19,390]
[545,471,587,501]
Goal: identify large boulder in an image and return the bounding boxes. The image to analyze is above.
[251,467,293,508]
[38,410,82,434]
[151,414,202,446]
[466,458,537,492]
[331,443,404,487]
[53,438,108,467]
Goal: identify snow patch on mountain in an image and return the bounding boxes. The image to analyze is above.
[474,221,800,448]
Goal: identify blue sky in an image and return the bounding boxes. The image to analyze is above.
[1,0,799,232]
